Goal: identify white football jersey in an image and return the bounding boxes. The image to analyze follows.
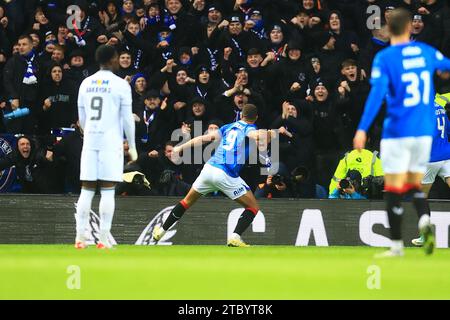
[78,70,133,152]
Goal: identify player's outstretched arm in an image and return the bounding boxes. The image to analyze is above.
[354,82,388,151]
[356,53,389,138]
[173,131,221,154]
[357,82,388,131]
[247,129,274,144]
[354,56,389,151]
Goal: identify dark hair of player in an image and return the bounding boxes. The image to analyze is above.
[95,45,117,65]
[388,8,412,36]
[242,104,258,122]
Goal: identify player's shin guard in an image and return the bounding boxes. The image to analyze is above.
[162,200,189,231]
[384,187,404,241]
[233,208,258,236]
[99,187,115,245]
[76,188,96,242]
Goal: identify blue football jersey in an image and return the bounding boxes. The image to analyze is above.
[208,120,257,177]
[430,103,450,163]
[358,42,450,138]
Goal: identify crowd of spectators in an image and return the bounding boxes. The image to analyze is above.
[1,0,450,197]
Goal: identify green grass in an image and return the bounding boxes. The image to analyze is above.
[1,245,449,300]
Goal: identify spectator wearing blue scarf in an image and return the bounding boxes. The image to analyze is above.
[131,72,148,112]
[3,34,40,134]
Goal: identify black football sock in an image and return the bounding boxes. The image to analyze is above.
[163,201,188,231]
[385,190,403,241]
[233,208,257,236]
[408,187,431,219]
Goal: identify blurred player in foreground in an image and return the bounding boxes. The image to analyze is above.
[75,45,137,249]
[353,9,450,257]
[412,94,450,246]
[153,104,274,247]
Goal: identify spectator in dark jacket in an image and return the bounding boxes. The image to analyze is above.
[217,14,261,65]
[185,96,213,132]
[53,0,107,65]
[190,64,220,106]
[38,63,78,134]
[141,2,164,40]
[121,18,153,71]
[98,0,122,34]
[131,72,148,113]
[312,30,346,87]
[152,25,177,69]
[134,89,173,154]
[115,50,135,80]
[167,66,195,125]
[29,7,54,41]
[0,135,60,193]
[3,34,42,134]
[162,0,198,48]
[335,59,370,149]
[244,47,273,96]
[267,40,309,107]
[410,13,438,47]
[328,10,360,60]
[270,100,314,171]
[309,79,341,188]
[264,23,288,63]
[65,49,95,86]
[0,5,12,54]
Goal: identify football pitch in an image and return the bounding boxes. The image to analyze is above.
[1,245,449,300]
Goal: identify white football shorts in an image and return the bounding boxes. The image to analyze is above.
[80,148,124,182]
[192,163,250,200]
[380,136,432,174]
[422,160,450,184]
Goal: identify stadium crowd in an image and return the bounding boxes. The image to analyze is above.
[0,0,450,197]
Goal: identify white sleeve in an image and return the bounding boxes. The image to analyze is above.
[77,83,86,130]
[120,82,136,149]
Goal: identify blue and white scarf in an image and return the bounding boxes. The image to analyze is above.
[22,51,37,85]
[207,48,218,71]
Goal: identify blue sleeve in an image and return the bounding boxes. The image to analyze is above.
[329,189,340,199]
[357,54,389,132]
[351,192,367,200]
[434,49,450,72]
